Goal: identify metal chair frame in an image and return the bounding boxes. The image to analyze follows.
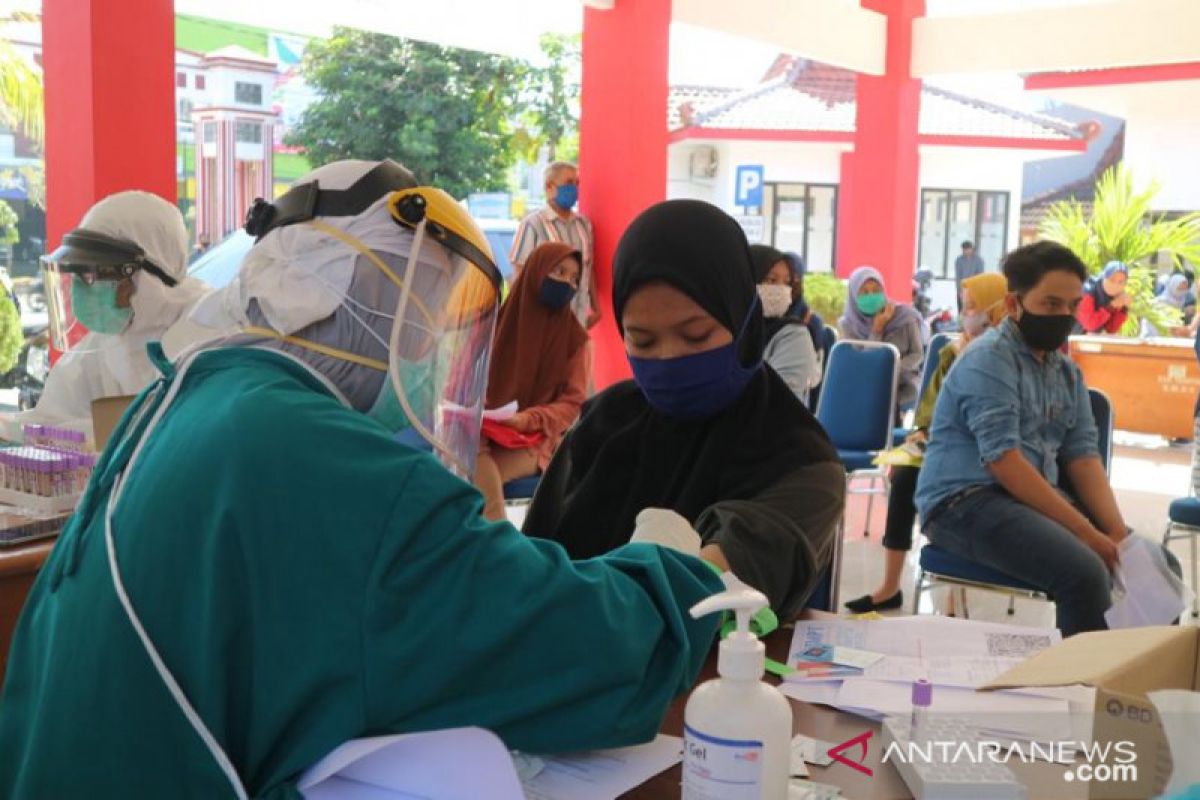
[1162,517,1200,618]
[911,388,1114,618]
[819,340,901,539]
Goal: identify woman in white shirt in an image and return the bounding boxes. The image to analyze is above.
[750,245,821,402]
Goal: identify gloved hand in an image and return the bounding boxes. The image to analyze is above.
[630,508,702,557]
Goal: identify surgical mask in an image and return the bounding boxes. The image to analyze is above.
[856,291,886,316]
[72,279,133,335]
[539,276,576,311]
[554,184,578,211]
[627,303,760,420]
[757,284,792,319]
[367,361,432,434]
[960,310,990,338]
[1016,304,1075,352]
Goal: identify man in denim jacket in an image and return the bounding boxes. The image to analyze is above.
[916,242,1130,636]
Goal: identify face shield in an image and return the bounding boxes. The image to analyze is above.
[382,225,498,478]
[242,169,501,478]
[42,229,179,351]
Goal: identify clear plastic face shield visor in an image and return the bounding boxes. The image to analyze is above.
[41,229,178,352]
[383,210,500,479]
[251,186,501,479]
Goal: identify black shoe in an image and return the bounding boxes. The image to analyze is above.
[844,590,904,613]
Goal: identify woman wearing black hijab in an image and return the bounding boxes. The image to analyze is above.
[523,200,846,619]
[751,244,822,402]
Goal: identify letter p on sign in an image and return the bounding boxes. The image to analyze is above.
[735,165,764,208]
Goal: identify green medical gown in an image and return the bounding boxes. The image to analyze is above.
[0,347,721,798]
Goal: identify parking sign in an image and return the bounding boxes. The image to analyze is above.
[734,165,764,207]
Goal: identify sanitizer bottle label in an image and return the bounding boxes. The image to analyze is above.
[682,725,764,800]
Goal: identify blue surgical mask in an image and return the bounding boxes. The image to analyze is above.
[72,279,133,335]
[627,302,761,420]
[539,276,576,311]
[554,184,578,211]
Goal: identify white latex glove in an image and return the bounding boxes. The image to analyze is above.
[630,508,702,557]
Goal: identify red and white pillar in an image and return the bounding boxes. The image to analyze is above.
[579,0,671,388]
[836,0,924,298]
[42,0,176,250]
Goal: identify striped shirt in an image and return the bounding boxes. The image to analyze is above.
[510,207,595,325]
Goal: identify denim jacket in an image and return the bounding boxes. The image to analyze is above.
[915,319,1098,523]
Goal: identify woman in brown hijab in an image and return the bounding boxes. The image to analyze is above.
[474,242,591,520]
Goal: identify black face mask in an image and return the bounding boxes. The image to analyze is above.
[1016,303,1075,352]
[538,276,577,311]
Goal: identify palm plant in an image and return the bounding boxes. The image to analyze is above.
[1041,164,1200,335]
[0,13,42,148]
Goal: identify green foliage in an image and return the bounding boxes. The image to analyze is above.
[0,199,17,246]
[513,34,580,163]
[1041,164,1200,336]
[804,273,847,325]
[0,14,43,148]
[0,291,20,375]
[288,28,528,199]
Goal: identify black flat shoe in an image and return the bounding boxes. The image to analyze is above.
[844,590,904,613]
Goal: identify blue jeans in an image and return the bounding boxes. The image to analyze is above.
[924,485,1113,636]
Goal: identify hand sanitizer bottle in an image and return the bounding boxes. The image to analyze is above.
[683,575,791,800]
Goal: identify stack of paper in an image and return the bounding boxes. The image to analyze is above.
[299,729,683,799]
[1105,535,1193,628]
[781,616,1070,742]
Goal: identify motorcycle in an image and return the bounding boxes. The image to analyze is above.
[0,325,49,411]
[911,267,957,340]
[16,327,48,411]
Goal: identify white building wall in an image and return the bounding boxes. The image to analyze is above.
[206,66,274,111]
[919,145,1027,263]
[1123,98,1200,212]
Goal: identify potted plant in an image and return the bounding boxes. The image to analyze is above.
[1040,164,1200,336]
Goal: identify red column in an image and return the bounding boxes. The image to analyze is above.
[579,0,670,389]
[836,0,924,300]
[42,0,177,251]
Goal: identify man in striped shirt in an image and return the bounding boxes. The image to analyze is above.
[510,162,601,329]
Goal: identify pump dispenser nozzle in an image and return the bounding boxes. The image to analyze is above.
[689,573,770,681]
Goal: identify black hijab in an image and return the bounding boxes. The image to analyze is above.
[750,244,808,342]
[523,200,838,558]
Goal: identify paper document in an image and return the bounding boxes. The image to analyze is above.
[789,778,843,799]
[789,616,1060,665]
[1105,535,1192,628]
[873,441,924,467]
[522,734,683,800]
[299,727,524,799]
[482,402,519,422]
[792,735,835,767]
[834,680,1073,741]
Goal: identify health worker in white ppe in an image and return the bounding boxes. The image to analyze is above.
[0,160,722,798]
[27,191,210,432]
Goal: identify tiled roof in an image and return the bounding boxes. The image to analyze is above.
[1021,126,1125,230]
[670,57,1085,143]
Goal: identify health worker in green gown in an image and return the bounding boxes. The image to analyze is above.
[0,160,724,798]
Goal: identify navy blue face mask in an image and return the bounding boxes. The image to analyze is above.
[539,276,576,310]
[628,299,761,420]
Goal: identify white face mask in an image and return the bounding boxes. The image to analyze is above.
[758,283,793,319]
[960,310,990,337]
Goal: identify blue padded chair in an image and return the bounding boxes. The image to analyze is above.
[817,339,900,550]
[1163,499,1200,617]
[893,332,958,446]
[912,388,1114,617]
[503,475,541,505]
[808,327,839,410]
